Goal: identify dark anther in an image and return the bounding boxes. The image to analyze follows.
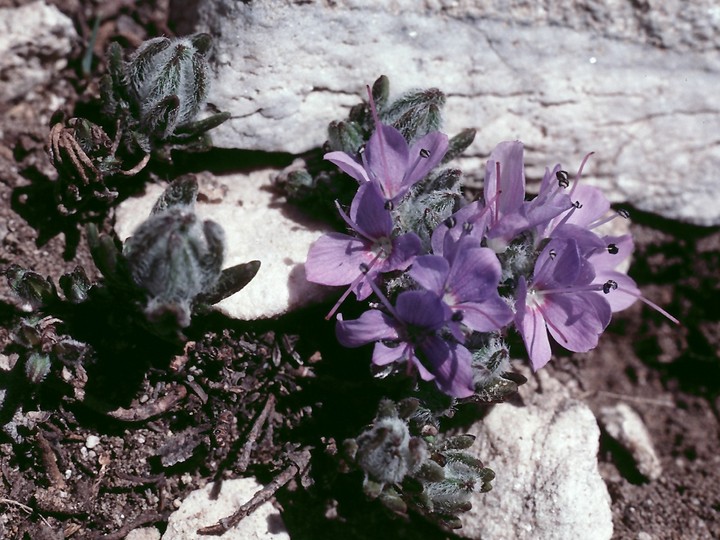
[451,311,464,322]
[602,279,618,294]
[618,209,630,219]
[573,200,583,209]
[419,148,430,158]
[384,200,394,211]
[444,216,457,229]
[549,249,557,259]
[462,222,474,233]
[556,170,570,188]
[607,243,619,255]
[359,263,370,274]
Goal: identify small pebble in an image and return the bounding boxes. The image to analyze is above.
[85,435,100,449]
[599,403,663,481]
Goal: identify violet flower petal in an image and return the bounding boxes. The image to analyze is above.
[305,233,370,286]
[485,141,526,217]
[409,255,449,295]
[349,182,392,240]
[487,212,531,246]
[405,131,450,186]
[590,234,633,271]
[595,270,640,312]
[552,224,607,255]
[384,232,422,272]
[458,296,514,333]
[587,289,613,330]
[562,185,610,228]
[324,151,370,184]
[525,165,573,230]
[419,336,474,397]
[514,277,553,370]
[446,242,502,301]
[542,291,609,353]
[363,124,410,200]
[589,234,639,311]
[336,309,399,347]
[534,238,594,289]
[538,164,561,193]
[408,350,436,381]
[430,200,486,256]
[372,341,411,366]
[527,197,573,233]
[395,290,447,331]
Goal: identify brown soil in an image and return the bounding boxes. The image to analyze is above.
[0,1,718,539]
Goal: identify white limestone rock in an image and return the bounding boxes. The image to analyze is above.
[190,0,720,225]
[114,171,333,320]
[126,527,161,540]
[162,478,289,540]
[599,402,663,481]
[428,0,720,52]
[0,1,77,103]
[460,370,613,540]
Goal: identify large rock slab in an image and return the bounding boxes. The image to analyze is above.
[427,0,720,52]
[0,1,77,103]
[114,171,332,320]
[191,0,720,225]
[461,370,613,540]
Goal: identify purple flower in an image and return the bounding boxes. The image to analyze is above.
[589,234,640,312]
[538,180,640,310]
[588,233,679,323]
[430,141,552,255]
[545,184,678,323]
[482,141,529,249]
[544,183,611,240]
[525,164,575,237]
[325,123,449,204]
[305,182,421,302]
[409,236,513,335]
[514,237,612,370]
[336,289,474,398]
[444,141,573,252]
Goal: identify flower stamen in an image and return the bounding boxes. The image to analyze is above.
[324,255,383,320]
[556,169,570,188]
[568,152,595,198]
[588,209,630,230]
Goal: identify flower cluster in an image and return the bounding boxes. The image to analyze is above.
[306,87,677,399]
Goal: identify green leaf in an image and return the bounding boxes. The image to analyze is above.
[5,265,58,309]
[197,260,261,305]
[443,128,476,164]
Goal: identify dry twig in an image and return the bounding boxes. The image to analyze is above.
[197,448,312,536]
[237,393,276,472]
[0,497,52,528]
[105,384,187,421]
[101,511,165,540]
[36,431,67,489]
